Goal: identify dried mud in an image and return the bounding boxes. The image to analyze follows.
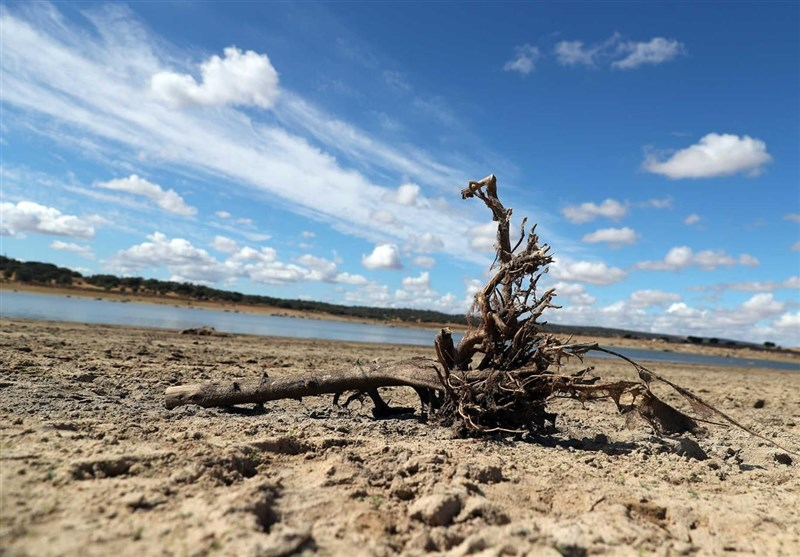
[1,319,798,556]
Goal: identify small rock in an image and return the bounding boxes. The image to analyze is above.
[405,530,437,552]
[456,495,510,525]
[674,437,708,461]
[774,453,792,466]
[409,492,463,527]
[753,399,766,409]
[255,527,313,557]
[473,465,504,484]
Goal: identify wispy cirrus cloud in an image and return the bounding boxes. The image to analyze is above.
[0,5,488,266]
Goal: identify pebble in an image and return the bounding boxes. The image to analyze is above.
[408,491,463,527]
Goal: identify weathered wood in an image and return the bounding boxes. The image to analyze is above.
[165,357,446,410]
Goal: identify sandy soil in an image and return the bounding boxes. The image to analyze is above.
[1,319,798,557]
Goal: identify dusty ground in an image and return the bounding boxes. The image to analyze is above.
[1,319,798,557]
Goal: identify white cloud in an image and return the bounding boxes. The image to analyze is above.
[50,240,94,259]
[737,254,760,267]
[370,210,397,226]
[684,213,701,225]
[785,213,800,223]
[413,255,436,268]
[582,226,638,246]
[1,201,95,238]
[740,293,785,319]
[554,40,598,66]
[612,37,685,69]
[690,276,800,294]
[402,271,431,291]
[550,259,627,285]
[644,133,772,179]
[215,211,231,219]
[774,312,800,334]
[406,232,444,253]
[110,232,367,286]
[467,222,497,252]
[636,246,759,271]
[792,241,800,252]
[553,281,596,306]
[641,197,673,209]
[96,174,196,216]
[504,44,540,75]
[211,235,238,253]
[362,244,403,270]
[383,182,421,206]
[562,199,627,224]
[150,47,279,109]
[629,289,681,308]
[1,7,486,265]
[554,34,683,70]
[300,231,315,238]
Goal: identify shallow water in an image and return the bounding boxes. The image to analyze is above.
[2,290,797,372]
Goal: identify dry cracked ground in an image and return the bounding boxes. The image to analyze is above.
[1,319,798,556]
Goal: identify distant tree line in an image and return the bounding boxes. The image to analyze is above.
[1,255,778,349]
[0,255,469,325]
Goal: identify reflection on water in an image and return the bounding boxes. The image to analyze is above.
[1,290,798,372]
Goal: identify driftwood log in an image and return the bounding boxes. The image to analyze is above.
[164,175,797,449]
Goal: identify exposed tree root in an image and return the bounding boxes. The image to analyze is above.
[165,175,796,453]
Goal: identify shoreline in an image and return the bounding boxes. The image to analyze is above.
[3,283,798,364]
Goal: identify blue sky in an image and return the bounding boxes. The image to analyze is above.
[1,2,798,345]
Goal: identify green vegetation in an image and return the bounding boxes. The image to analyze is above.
[0,255,466,325]
[0,255,777,349]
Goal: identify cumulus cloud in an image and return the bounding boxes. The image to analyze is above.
[612,37,685,69]
[644,133,772,179]
[773,311,800,333]
[50,240,94,259]
[581,226,638,246]
[550,259,627,285]
[562,199,627,224]
[362,244,403,270]
[504,44,540,75]
[150,46,279,109]
[629,289,681,308]
[467,222,497,253]
[636,246,759,271]
[211,235,238,254]
[110,232,367,286]
[402,271,431,291]
[1,201,95,238]
[553,281,596,306]
[406,232,444,253]
[382,183,421,206]
[684,213,701,225]
[96,174,196,216]
[1,6,487,266]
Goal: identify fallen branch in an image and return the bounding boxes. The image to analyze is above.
[164,175,796,454]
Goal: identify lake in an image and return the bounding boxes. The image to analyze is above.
[2,290,798,372]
